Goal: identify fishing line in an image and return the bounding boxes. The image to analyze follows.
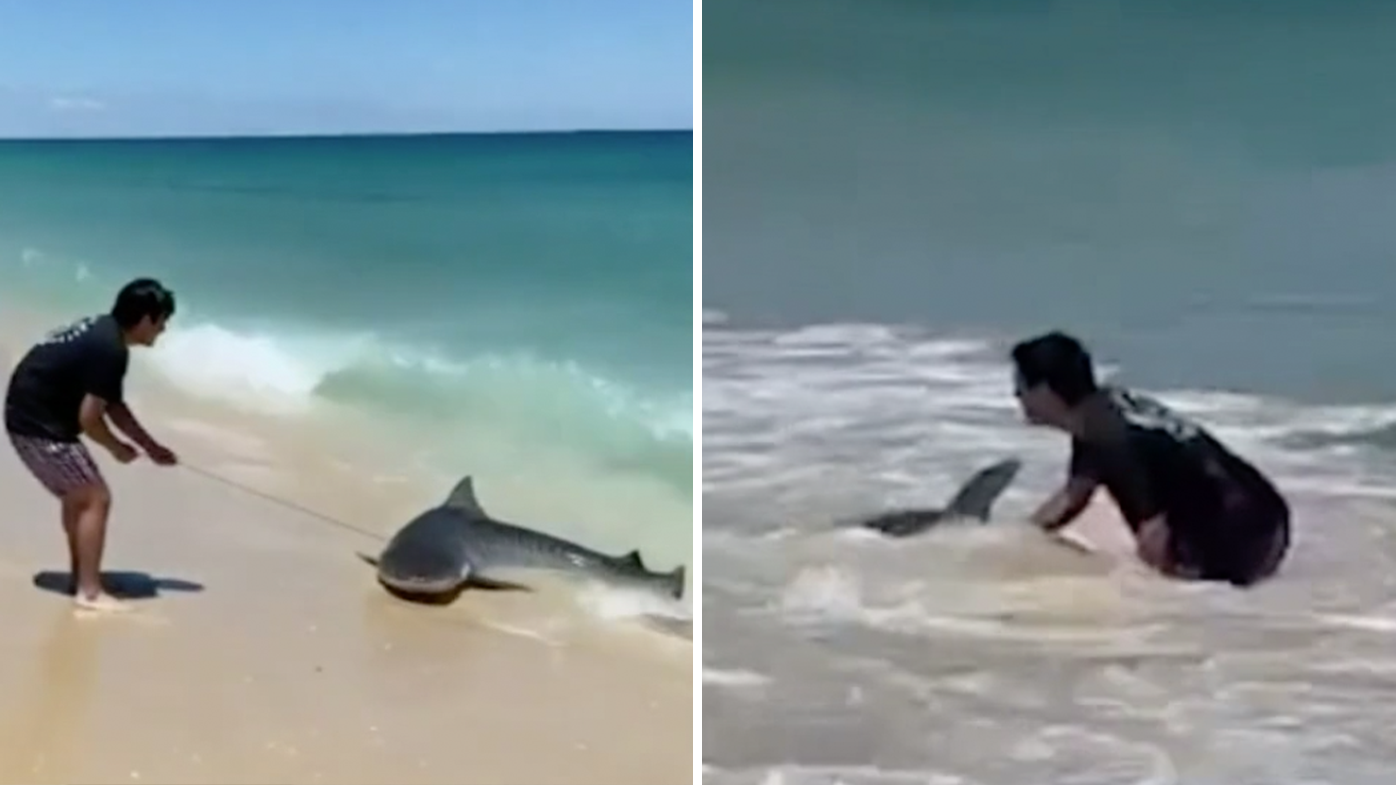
[177,462,386,543]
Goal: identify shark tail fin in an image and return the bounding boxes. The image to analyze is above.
[663,565,686,600]
[944,458,1023,521]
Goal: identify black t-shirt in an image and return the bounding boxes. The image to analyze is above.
[1069,386,1286,562]
[4,314,129,442]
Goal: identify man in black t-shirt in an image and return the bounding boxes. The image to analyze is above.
[5,278,180,612]
[1009,331,1291,586]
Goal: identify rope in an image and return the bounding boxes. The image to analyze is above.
[177,462,386,543]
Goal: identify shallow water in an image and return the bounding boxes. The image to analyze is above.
[702,321,1396,785]
[703,1,1396,779]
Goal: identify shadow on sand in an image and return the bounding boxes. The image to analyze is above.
[32,570,206,600]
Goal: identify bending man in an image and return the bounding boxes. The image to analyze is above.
[5,278,180,611]
[1010,331,1290,587]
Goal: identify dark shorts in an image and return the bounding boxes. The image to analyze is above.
[7,432,104,498]
[1175,497,1291,587]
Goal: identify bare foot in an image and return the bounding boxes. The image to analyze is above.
[73,591,131,614]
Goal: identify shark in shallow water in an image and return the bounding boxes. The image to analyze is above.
[855,458,1022,537]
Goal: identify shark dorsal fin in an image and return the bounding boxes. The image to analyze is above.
[944,458,1022,521]
[622,550,645,569]
[443,475,488,517]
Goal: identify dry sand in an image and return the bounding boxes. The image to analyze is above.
[0,328,694,785]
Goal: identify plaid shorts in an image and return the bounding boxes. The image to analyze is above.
[7,432,104,497]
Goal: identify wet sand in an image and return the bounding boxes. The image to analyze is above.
[0,331,693,785]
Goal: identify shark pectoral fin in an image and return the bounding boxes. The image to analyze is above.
[443,475,490,517]
[356,551,381,568]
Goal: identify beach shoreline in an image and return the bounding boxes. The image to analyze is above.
[0,311,693,785]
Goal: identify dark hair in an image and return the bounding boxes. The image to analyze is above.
[1010,330,1098,405]
[111,278,176,329]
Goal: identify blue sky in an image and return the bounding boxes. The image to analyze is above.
[0,0,693,137]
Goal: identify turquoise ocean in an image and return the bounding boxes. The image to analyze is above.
[0,131,693,582]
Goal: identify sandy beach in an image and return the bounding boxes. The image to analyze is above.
[0,324,693,785]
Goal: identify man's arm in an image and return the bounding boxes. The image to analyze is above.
[1033,438,1102,532]
[78,394,132,455]
[75,344,142,459]
[107,401,158,450]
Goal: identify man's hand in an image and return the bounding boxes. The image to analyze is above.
[108,441,139,464]
[1030,476,1097,531]
[106,402,177,466]
[144,441,179,466]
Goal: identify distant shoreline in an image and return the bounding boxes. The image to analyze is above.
[0,128,694,144]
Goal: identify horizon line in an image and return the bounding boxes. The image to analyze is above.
[0,127,694,143]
